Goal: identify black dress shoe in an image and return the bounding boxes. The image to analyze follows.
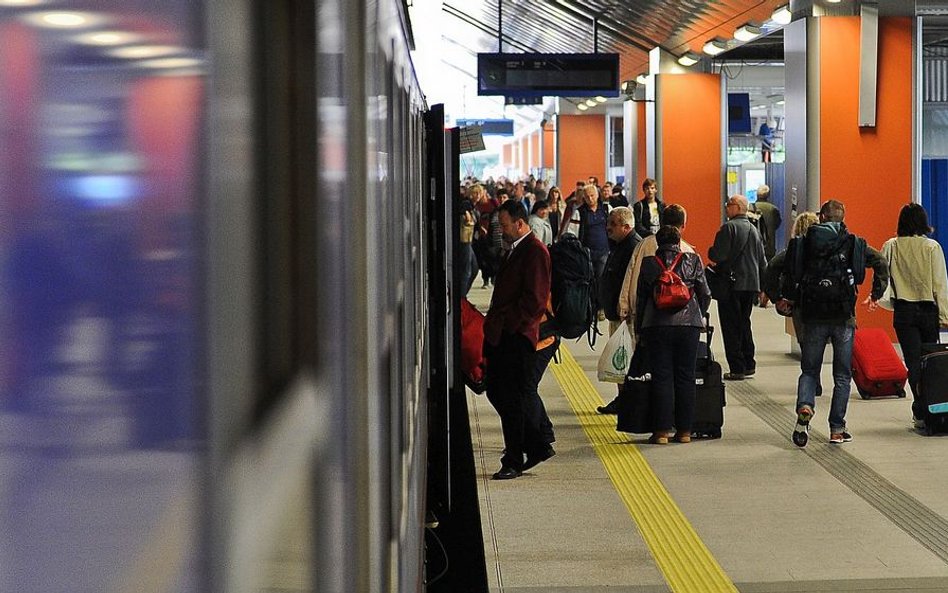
[492,466,521,480]
[723,372,745,381]
[597,399,619,414]
[523,447,556,471]
[744,368,756,377]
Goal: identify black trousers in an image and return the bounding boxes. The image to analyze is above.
[717,290,757,375]
[525,339,558,445]
[643,326,700,433]
[485,332,543,470]
[893,300,940,419]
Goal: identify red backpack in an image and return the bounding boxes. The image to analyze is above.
[653,253,692,311]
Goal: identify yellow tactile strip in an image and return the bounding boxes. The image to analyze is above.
[549,346,738,593]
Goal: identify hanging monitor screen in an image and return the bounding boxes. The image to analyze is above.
[477,53,620,97]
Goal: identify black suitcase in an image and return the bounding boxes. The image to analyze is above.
[616,347,652,434]
[692,322,725,439]
[918,348,948,435]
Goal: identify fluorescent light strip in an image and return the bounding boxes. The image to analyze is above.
[772,5,792,25]
[734,23,761,42]
[703,39,727,56]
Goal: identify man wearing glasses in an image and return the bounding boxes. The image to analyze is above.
[708,195,767,380]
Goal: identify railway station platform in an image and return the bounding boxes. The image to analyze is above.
[465,287,948,593]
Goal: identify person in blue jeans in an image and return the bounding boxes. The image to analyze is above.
[777,200,887,446]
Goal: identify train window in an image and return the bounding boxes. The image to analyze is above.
[253,0,317,421]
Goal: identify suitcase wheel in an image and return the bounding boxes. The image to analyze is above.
[691,428,722,440]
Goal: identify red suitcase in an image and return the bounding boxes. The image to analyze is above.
[851,328,907,399]
[460,298,487,393]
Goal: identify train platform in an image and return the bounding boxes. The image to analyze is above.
[465,286,948,593]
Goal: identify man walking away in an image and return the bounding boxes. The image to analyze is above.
[708,195,767,381]
[777,199,887,446]
[751,184,782,260]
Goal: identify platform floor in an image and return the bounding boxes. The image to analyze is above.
[466,284,948,593]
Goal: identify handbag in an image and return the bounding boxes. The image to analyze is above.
[705,265,735,300]
[878,242,896,312]
[706,226,752,300]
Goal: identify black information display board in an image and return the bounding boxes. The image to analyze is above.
[477,52,620,97]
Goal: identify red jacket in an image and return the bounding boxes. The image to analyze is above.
[484,232,551,347]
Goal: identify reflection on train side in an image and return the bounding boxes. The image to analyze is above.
[0,4,205,591]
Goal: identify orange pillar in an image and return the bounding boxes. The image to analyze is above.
[817,17,912,334]
[557,114,605,192]
[542,122,554,179]
[655,73,723,258]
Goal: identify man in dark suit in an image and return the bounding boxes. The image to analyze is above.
[483,200,553,480]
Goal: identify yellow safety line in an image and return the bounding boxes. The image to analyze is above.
[550,346,738,593]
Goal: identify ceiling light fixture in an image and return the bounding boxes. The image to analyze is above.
[635,73,648,85]
[0,0,45,6]
[595,96,607,103]
[108,45,181,59]
[702,38,727,56]
[776,100,785,105]
[734,23,762,42]
[139,57,204,70]
[577,103,588,111]
[677,52,700,67]
[826,0,841,3]
[21,10,103,28]
[75,31,140,46]
[772,5,792,25]
[585,99,597,107]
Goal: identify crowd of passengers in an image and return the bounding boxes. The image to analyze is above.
[461,174,948,480]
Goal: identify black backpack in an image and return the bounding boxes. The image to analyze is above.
[749,205,769,253]
[790,222,866,322]
[549,234,597,343]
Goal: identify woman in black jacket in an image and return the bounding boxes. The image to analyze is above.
[636,225,712,444]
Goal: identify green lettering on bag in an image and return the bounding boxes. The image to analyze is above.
[612,345,629,373]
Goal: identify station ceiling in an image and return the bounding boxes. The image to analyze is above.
[440,0,787,84]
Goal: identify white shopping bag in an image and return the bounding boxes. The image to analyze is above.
[597,322,633,383]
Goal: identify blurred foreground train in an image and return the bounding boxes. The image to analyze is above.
[0,0,479,591]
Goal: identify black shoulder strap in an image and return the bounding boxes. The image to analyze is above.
[851,235,867,285]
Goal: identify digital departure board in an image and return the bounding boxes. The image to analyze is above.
[477,53,620,97]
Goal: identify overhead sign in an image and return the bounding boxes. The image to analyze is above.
[477,52,620,98]
[455,118,514,136]
[457,125,486,154]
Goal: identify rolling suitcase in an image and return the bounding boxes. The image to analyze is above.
[918,348,948,435]
[692,321,725,439]
[851,328,907,399]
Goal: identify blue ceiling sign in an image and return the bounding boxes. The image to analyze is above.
[456,119,515,136]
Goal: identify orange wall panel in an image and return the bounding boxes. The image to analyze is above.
[543,123,554,173]
[820,17,912,334]
[658,74,722,259]
[520,135,529,176]
[558,114,605,191]
[502,144,512,168]
[636,101,648,193]
[530,131,540,170]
